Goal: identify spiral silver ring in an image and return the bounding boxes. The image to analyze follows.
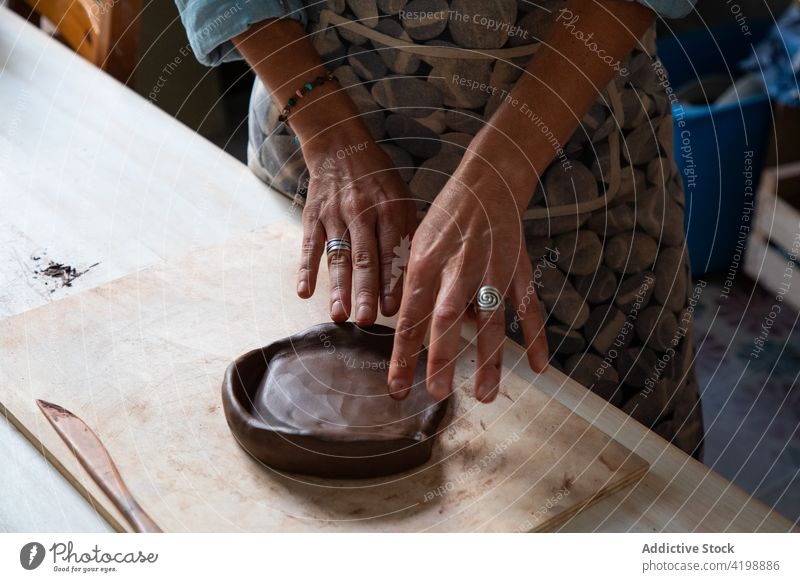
[476,286,504,312]
[326,238,352,256]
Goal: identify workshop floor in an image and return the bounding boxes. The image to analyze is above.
[693,274,800,525]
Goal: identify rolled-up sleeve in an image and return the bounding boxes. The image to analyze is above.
[175,0,307,66]
[632,0,697,19]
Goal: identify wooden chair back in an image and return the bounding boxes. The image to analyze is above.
[9,0,141,84]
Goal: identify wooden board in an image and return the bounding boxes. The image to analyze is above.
[0,221,647,532]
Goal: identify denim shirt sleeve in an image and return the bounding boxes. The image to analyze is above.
[175,0,307,66]
[634,0,697,19]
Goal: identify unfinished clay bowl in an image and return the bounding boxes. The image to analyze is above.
[221,323,448,478]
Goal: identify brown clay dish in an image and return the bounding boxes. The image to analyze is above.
[221,322,448,478]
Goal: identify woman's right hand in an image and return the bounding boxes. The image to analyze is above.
[232,22,415,327]
[296,118,417,327]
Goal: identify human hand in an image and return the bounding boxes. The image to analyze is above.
[297,119,417,326]
[231,20,416,325]
[386,154,549,403]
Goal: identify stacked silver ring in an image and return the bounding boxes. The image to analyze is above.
[476,286,504,312]
[325,238,352,255]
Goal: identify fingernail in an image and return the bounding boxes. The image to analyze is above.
[382,295,398,314]
[428,378,450,401]
[356,304,371,323]
[534,351,549,372]
[477,382,498,403]
[331,300,346,320]
[389,379,408,399]
[297,280,308,296]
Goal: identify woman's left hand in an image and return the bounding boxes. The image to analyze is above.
[387,154,550,403]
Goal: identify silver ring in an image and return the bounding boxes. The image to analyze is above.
[476,286,504,312]
[326,238,352,255]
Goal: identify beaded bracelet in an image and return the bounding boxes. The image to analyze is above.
[278,70,336,123]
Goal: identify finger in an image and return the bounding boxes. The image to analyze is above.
[350,213,380,327]
[298,206,324,298]
[388,261,437,400]
[510,270,550,373]
[426,276,470,401]
[325,219,352,322]
[406,198,420,239]
[377,209,405,316]
[474,288,508,403]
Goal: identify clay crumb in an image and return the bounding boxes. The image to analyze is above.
[33,257,99,292]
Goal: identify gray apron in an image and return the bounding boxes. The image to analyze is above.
[247,0,704,459]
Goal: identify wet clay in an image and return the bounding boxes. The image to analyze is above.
[221,323,447,478]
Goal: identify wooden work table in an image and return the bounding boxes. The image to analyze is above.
[0,8,793,533]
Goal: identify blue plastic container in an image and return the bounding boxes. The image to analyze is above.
[657,23,773,275]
